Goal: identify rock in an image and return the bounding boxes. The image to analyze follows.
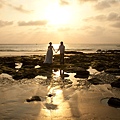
[26,96,41,102]
[111,79,120,88]
[74,74,89,78]
[61,74,69,78]
[108,97,120,108]
[65,51,83,54]
[88,78,104,85]
[13,68,39,80]
[45,103,57,110]
[0,57,15,68]
[74,67,89,78]
[48,94,53,97]
[105,68,120,75]
[91,61,105,71]
[1,66,16,75]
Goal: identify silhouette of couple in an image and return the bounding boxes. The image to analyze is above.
[44,41,65,64]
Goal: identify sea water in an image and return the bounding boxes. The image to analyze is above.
[0,44,120,56]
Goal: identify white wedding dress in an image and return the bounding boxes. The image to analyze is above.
[44,46,53,63]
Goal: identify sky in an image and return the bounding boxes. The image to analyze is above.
[0,0,120,44]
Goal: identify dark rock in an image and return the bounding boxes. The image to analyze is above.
[74,67,89,78]
[65,51,83,54]
[61,74,69,78]
[74,74,89,78]
[26,96,41,102]
[88,78,104,85]
[22,65,35,68]
[0,69,3,74]
[108,97,120,108]
[105,68,120,75]
[111,79,120,88]
[12,71,24,80]
[13,68,38,80]
[48,94,53,97]
[45,103,57,110]
[106,50,120,53]
[76,70,89,76]
[0,57,15,68]
[96,50,120,53]
[1,66,16,75]
[91,61,105,71]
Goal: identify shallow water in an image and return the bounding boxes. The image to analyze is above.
[0,67,120,120]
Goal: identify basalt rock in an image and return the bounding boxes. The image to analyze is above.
[111,79,120,88]
[108,97,120,108]
[74,67,89,78]
[88,78,104,85]
[105,68,120,75]
[91,61,105,71]
[1,66,16,75]
[26,96,41,102]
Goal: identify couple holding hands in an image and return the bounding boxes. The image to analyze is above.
[44,41,65,64]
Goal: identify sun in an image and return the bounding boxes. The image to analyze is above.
[44,3,71,25]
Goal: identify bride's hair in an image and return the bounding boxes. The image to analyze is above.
[49,42,52,45]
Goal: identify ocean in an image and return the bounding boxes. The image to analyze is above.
[0,43,120,56]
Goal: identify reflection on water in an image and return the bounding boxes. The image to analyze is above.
[15,63,22,69]
[0,67,98,119]
[88,66,100,75]
[2,66,119,119]
[35,65,41,68]
[35,75,47,79]
[60,69,64,79]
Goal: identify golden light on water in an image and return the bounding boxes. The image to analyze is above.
[52,44,59,50]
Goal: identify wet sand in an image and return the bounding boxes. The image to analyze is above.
[0,68,120,120]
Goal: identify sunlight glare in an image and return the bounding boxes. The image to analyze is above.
[44,3,71,25]
[53,44,59,49]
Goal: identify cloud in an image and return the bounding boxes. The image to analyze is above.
[0,1,33,13]
[81,25,105,34]
[84,15,106,21]
[7,4,33,13]
[80,0,97,2]
[78,0,97,3]
[84,12,120,30]
[59,0,69,5]
[0,4,2,8]
[84,12,120,22]
[0,20,13,27]
[107,12,120,21]
[94,0,120,10]
[94,1,110,10]
[18,20,48,26]
[0,0,4,8]
[111,22,120,28]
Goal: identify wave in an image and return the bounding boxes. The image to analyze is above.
[0,49,46,52]
[66,48,95,51]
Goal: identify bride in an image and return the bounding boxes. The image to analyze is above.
[44,42,55,63]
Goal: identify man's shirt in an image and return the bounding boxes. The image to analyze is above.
[59,45,65,54]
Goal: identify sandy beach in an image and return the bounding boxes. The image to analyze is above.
[0,53,120,120]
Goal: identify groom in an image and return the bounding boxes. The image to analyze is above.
[56,41,65,64]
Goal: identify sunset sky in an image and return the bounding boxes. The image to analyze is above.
[0,0,120,44]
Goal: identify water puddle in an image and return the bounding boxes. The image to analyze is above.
[87,66,100,75]
[35,65,41,69]
[15,63,22,69]
[100,97,120,110]
[35,75,47,80]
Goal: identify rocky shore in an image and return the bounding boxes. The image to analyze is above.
[0,51,120,79]
[0,51,120,120]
